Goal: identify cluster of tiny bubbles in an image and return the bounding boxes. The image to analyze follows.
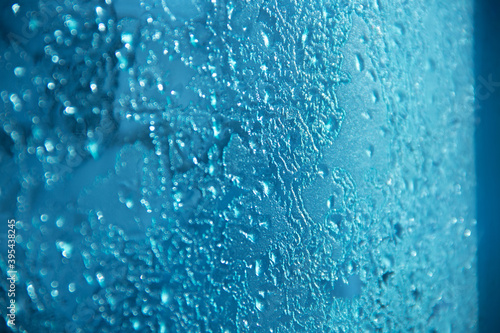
[1,0,119,195]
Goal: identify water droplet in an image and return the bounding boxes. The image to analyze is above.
[14,67,26,77]
[12,3,20,14]
[56,241,73,258]
[256,298,265,311]
[96,272,105,287]
[161,288,169,304]
[256,260,262,276]
[262,32,270,47]
[355,53,364,72]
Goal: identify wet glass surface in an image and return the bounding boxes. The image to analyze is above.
[0,0,477,332]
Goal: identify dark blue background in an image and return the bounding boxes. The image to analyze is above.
[475,0,500,332]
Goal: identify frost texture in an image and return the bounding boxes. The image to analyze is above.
[0,0,477,332]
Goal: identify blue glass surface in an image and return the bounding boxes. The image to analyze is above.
[0,0,486,332]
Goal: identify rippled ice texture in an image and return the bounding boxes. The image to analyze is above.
[0,0,476,332]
